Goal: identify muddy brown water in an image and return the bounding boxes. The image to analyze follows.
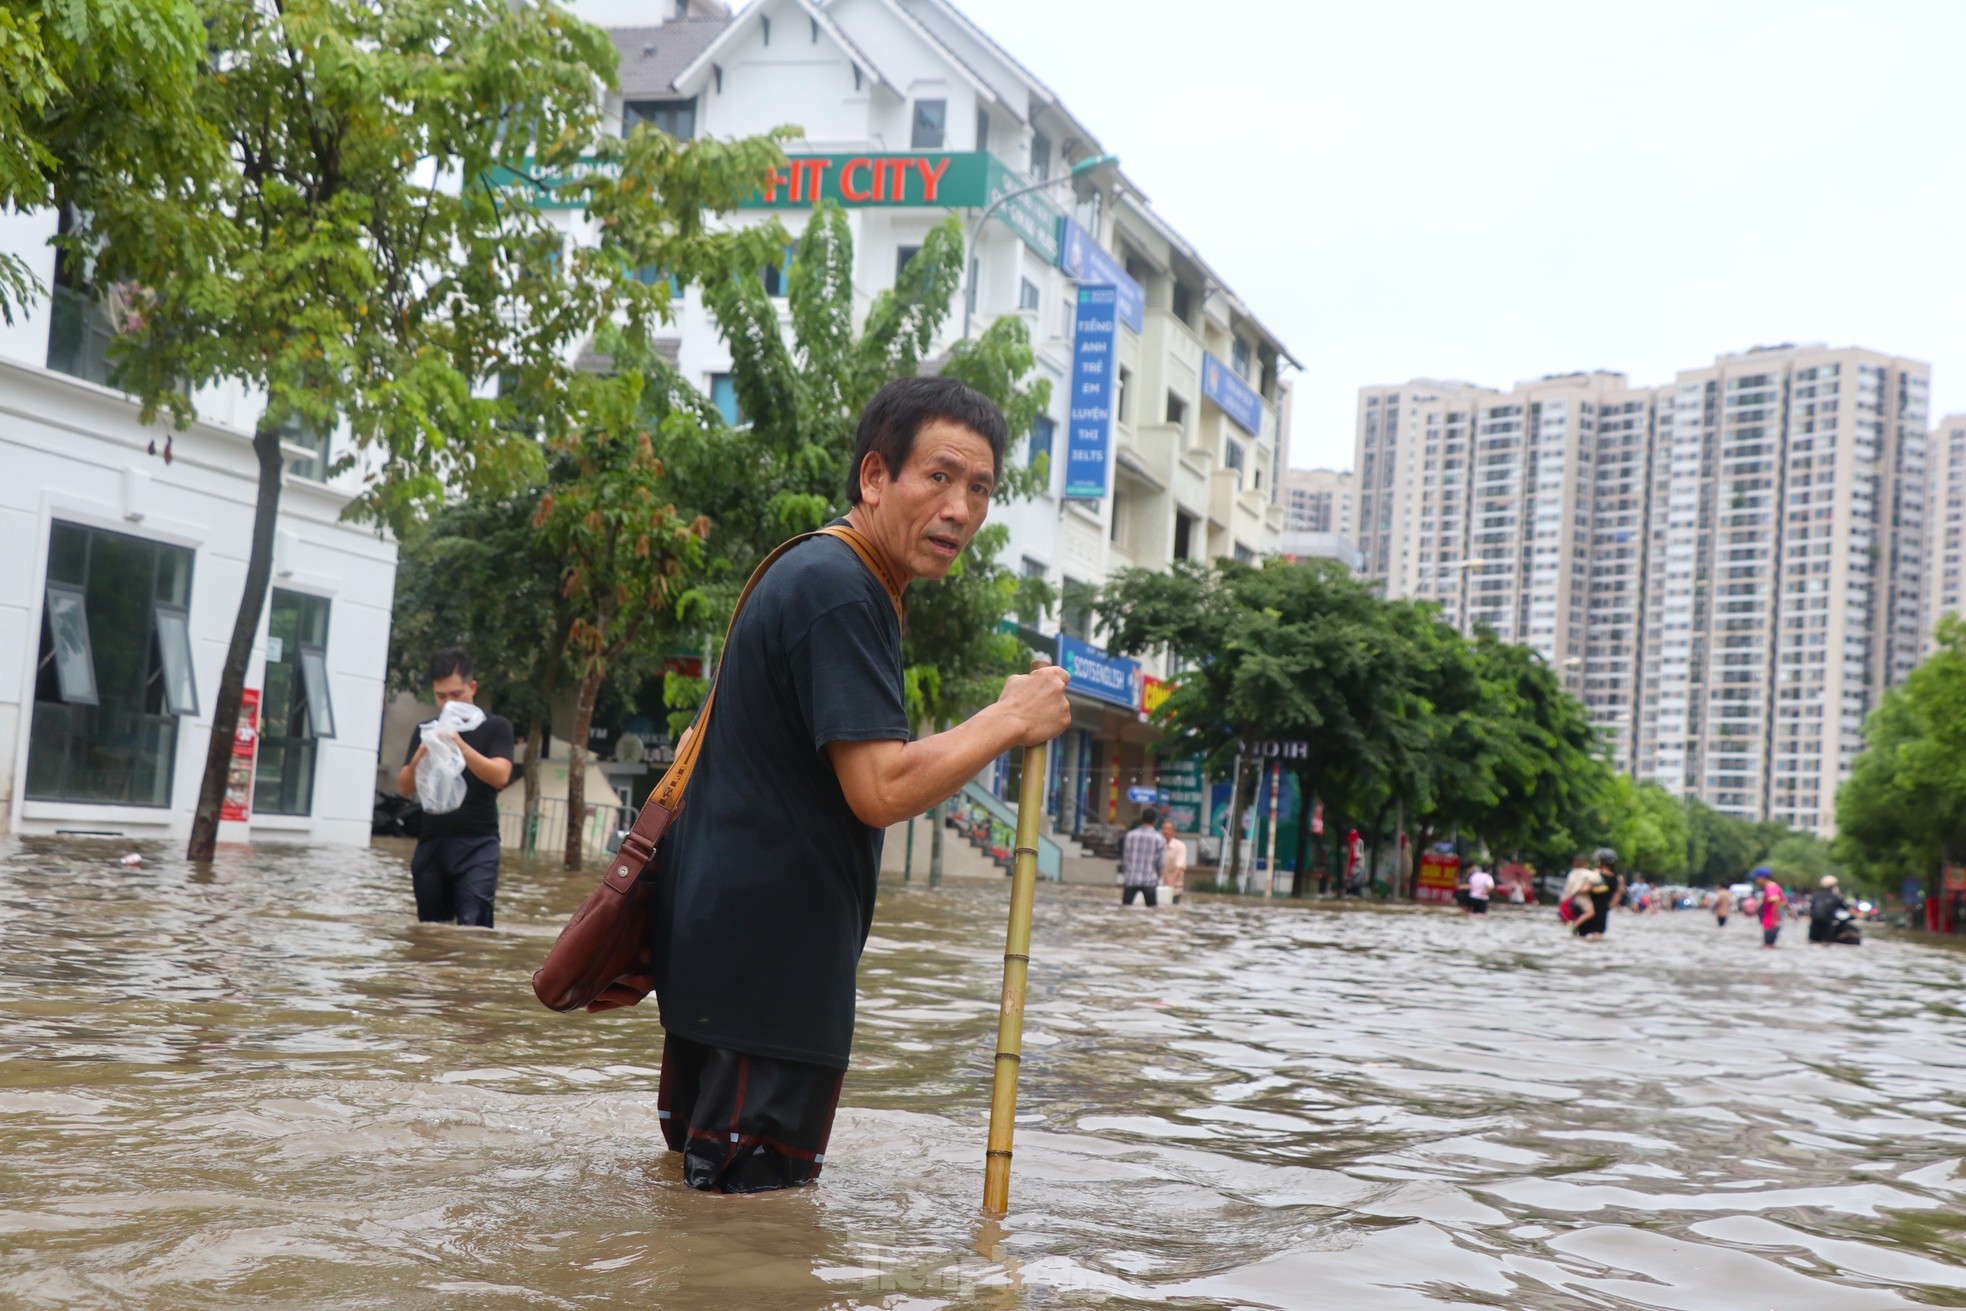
[2,835,1964,1309]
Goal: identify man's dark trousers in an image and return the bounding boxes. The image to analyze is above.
[411,835,501,927]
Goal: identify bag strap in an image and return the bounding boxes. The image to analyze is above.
[603,524,902,888]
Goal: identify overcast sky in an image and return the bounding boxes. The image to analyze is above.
[950,0,1966,471]
[580,0,1966,471]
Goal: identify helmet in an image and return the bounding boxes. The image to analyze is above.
[1592,847,1618,869]
[1751,866,1773,880]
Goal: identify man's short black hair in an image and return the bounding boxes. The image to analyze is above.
[1136,809,1157,827]
[429,647,474,683]
[846,375,1007,505]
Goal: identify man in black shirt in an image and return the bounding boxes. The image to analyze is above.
[650,376,1072,1193]
[397,647,515,928]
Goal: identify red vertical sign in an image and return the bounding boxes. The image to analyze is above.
[221,688,261,822]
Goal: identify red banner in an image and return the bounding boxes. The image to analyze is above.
[221,688,261,822]
[1416,850,1461,905]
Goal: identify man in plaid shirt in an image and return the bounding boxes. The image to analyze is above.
[1119,811,1167,907]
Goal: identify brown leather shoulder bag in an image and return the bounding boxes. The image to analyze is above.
[531,524,904,1014]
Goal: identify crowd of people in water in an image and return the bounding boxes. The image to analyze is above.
[1536,846,1872,947]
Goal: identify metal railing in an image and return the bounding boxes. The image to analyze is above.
[501,795,633,862]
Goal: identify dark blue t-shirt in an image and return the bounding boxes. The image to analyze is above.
[653,531,908,1069]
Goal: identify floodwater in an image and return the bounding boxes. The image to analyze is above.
[3,837,1965,1310]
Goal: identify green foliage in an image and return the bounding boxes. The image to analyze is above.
[662,202,1051,733]
[1607,778,1690,879]
[0,0,207,320]
[1835,615,1966,897]
[387,493,568,730]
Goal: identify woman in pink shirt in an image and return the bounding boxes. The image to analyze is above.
[1752,868,1786,948]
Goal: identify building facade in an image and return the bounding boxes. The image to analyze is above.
[0,214,398,847]
[1356,344,1929,836]
[573,0,1297,839]
[1926,414,1966,649]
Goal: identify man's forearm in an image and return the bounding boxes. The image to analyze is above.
[458,739,512,788]
[397,764,416,798]
[832,704,1026,828]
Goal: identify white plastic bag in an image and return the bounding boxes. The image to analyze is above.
[415,701,485,814]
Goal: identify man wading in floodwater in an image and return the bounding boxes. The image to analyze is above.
[648,377,1072,1193]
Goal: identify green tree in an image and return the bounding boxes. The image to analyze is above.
[1606,777,1690,879]
[1097,557,1421,893]
[1835,615,1966,898]
[388,495,571,848]
[666,203,1052,882]
[0,0,206,318]
[45,0,618,860]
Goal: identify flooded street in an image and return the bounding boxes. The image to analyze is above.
[4,835,1965,1309]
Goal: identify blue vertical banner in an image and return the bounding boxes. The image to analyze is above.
[1066,285,1118,500]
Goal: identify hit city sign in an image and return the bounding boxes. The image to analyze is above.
[489,153,1061,261]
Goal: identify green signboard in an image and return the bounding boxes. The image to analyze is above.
[488,151,1060,262]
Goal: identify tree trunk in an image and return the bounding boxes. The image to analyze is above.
[564,664,604,870]
[521,710,545,858]
[186,422,285,861]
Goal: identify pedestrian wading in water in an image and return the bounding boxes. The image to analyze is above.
[645,377,1072,1194]
[1573,847,1623,940]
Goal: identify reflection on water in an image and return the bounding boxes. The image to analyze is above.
[3,834,1965,1309]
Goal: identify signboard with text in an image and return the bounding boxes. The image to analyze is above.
[1056,217,1144,332]
[1065,286,1118,499]
[221,688,261,823]
[1158,756,1206,833]
[1417,850,1461,905]
[1056,634,1140,709]
[1202,351,1265,436]
[489,151,1063,260]
[1141,675,1172,717]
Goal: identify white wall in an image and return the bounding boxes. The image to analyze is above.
[0,359,396,846]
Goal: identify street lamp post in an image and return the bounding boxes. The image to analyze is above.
[961,153,1118,341]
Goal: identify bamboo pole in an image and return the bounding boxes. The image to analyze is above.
[983,662,1052,1218]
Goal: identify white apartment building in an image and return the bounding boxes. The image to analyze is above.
[1283,467,1354,535]
[564,0,1297,835]
[1926,413,1966,649]
[0,215,398,847]
[1356,344,1929,836]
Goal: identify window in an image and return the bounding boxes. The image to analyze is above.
[46,206,115,387]
[27,521,196,807]
[1165,392,1187,430]
[1018,277,1040,312]
[1225,439,1246,480]
[1030,131,1050,181]
[1027,415,1054,472]
[710,373,744,426]
[255,588,334,817]
[279,415,332,482]
[1172,280,1195,326]
[975,107,990,152]
[1061,576,1093,640]
[1116,365,1132,425]
[911,99,946,149]
[624,98,696,141]
[760,244,794,298]
[1234,543,1256,565]
[1174,512,1195,561]
[1231,337,1251,379]
[894,244,921,288]
[636,265,687,300]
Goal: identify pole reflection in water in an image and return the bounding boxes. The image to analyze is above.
[3,834,1965,1309]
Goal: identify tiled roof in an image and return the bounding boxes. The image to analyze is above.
[611,19,731,98]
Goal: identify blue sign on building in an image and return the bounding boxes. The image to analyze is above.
[1057,217,1144,333]
[1065,285,1118,500]
[1202,350,1265,436]
[1057,634,1141,709]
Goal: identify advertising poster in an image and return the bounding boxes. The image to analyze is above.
[221,688,261,822]
[1158,756,1206,833]
[1416,849,1461,905]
